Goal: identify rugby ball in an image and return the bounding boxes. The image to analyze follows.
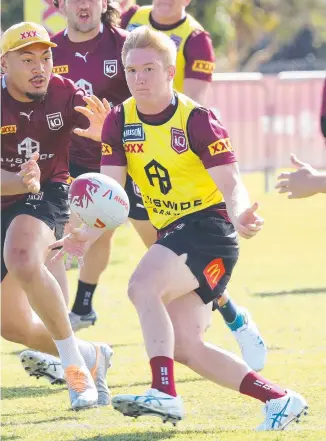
[69,172,130,230]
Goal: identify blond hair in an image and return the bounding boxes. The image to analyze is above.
[122,26,177,67]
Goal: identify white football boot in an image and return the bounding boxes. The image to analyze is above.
[232,307,267,371]
[89,343,113,406]
[64,365,98,410]
[256,389,308,431]
[69,310,97,332]
[20,344,113,406]
[20,350,65,385]
[112,388,184,425]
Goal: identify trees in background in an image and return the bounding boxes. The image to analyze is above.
[1,0,326,72]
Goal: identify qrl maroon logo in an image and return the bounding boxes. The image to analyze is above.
[171,128,188,154]
[104,60,117,78]
[69,178,101,209]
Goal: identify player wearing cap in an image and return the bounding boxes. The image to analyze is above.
[49,0,157,333]
[1,22,112,409]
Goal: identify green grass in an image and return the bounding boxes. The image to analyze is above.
[2,172,326,441]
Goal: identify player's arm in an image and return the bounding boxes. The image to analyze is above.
[183,30,215,104]
[189,108,263,239]
[208,163,263,239]
[1,152,40,195]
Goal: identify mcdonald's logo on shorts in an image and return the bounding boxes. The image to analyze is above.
[203,258,225,290]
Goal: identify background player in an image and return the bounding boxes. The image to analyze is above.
[121,0,267,369]
[51,0,157,332]
[1,22,112,408]
[51,27,308,430]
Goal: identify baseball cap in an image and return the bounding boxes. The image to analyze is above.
[0,22,57,56]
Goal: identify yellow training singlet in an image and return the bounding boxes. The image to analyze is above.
[122,93,223,229]
[126,6,204,92]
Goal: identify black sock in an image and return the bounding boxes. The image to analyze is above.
[215,298,238,324]
[71,281,97,316]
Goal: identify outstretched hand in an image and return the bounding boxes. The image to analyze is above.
[275,154,319,199]
[236,202,264,239]
[49,224,92,270]
[74,95,111,142]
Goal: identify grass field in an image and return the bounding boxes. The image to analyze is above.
[2,172,326,441]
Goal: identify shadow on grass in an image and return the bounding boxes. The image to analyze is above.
[111,377,205,390]
[2,385,65,400]
[253,287,326,297]
[75,429,215,441]
[2,415,79,427]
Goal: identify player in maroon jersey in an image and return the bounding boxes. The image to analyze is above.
[1,22,112,408]
[23,1,267,383]
[51,0,157,332]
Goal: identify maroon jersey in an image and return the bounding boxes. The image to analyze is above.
[51,24,131,169]
[101,96,236,169]
[1,74,86,210]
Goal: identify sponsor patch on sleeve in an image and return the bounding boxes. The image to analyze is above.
[1,125,17,134]
[192,60,215,74]
[52,65,69,74]
[101,143,113,155]
[208,138,233,156]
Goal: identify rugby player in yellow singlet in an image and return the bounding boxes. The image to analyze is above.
[51,26,308,431]
[120,0,268,371]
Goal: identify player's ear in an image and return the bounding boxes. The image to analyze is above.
[1,54,8,74]
[167,65,176,81]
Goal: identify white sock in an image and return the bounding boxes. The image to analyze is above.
[53,335,86,369]
[77,339,96,370]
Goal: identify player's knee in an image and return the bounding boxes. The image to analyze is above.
[5,247,40,281]
[128,279,146,304]
[128,276,163,304]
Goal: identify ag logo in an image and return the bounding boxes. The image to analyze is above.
[17,137,40,158]
[171,128,188,154]
[104,60,117,78]
[46,112,64,131]
[75,79,93,96]
[144,160,172,195]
